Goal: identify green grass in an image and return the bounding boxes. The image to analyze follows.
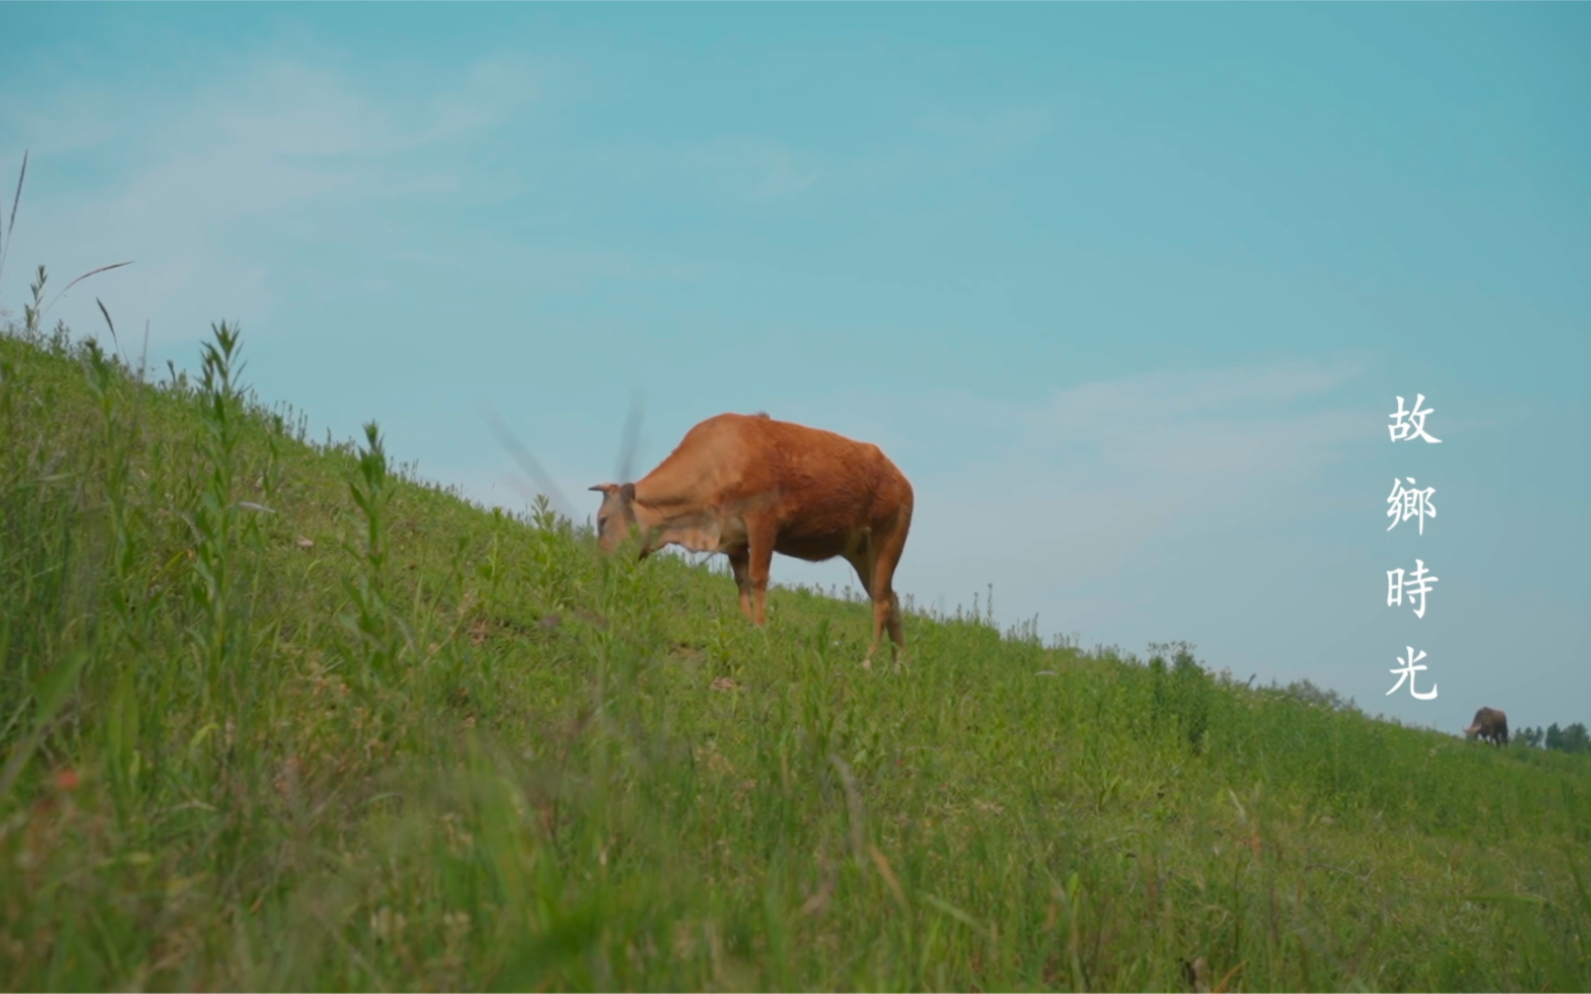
[2,318,1590,992]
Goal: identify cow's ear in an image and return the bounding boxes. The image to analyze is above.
[620,482,636,503]
[590,483,616,495]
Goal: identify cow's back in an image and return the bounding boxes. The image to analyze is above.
[641,413,911,530]
[1485,708,1508,736]
[755,415,911,532]
[1475,706,1506,728]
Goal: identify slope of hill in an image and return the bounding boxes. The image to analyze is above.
[2,319,1589,991]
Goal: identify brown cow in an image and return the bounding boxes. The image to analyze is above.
[590,412,914,669]
[1464,707,1509,747]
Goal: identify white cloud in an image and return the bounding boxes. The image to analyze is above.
[660,105,1051,206]
[424,58,543,141]
[0,54,539,347]
[1018,361,1363,479]
[681,137,826,202]
[914,105,1052,169]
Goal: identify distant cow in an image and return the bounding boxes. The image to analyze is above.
[1464,707,1509,747]
[591,412,914,668]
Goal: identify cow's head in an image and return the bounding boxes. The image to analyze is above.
[589,482,640,554]
[1463,723,1481,740]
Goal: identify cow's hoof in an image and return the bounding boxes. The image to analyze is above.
[861,656,873,671]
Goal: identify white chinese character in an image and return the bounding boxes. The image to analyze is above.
[1387,559,1439,619]
[1388,394,1442,444]
[1387,477,1437,534]
[1386,646,1437,700]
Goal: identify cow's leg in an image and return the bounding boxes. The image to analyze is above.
[844,550,880,670]
[870,511,912,672]
[746,517,777,626]
[727,545,753,621]
[844,550,875,599]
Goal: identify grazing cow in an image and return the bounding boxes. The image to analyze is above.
[1464,707,1509,747]
[590,412,914,668]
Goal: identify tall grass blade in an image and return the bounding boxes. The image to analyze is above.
[479,401,577,520]
[615,388,643,484]
[42,260,133,316]
[0,149,25,291]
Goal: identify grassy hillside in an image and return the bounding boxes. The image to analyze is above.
[2,317,1590,992]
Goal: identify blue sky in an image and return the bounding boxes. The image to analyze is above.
[4,4,1588,734]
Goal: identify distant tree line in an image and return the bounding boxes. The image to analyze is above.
[1514,722,1591,754]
